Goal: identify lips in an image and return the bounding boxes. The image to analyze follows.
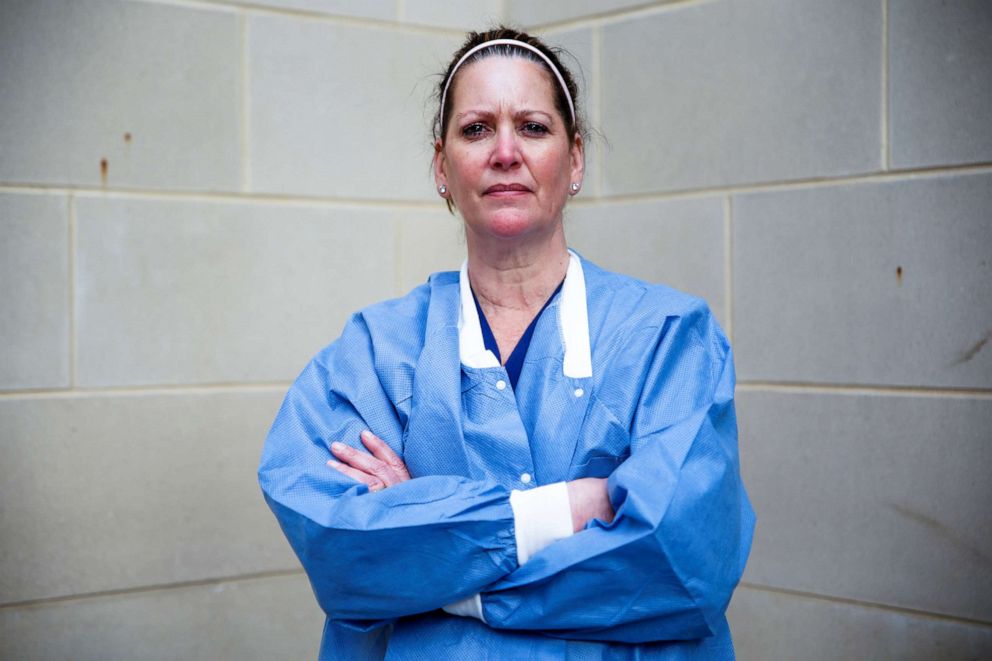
[484,183,530,194]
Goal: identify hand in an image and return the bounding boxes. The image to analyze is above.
[327,430,411,492]
[566,477,615,533]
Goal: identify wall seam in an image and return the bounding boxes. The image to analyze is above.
[737,382,992,399]
[882,0,890,170]
[240,10,251,192]
[592,24,604,199]
[0,568,306,612]
[724,194,733,342]
[67,193,77,389]
[205,2,465,36]
[0,382,293,401]
[739,582,992,629]
[8,162,990,207]
[523,0,712,33]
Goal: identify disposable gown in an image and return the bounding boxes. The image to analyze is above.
[259,253,755,660]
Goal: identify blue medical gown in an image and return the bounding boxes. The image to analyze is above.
[259,257,755,659]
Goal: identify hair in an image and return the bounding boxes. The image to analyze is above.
[432,27,586,213]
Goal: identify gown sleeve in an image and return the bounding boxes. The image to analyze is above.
[258,312,519,629]
[477,305,755,644]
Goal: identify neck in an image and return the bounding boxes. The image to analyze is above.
[466,225,569,315]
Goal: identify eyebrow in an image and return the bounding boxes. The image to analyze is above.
[454,108,555,123]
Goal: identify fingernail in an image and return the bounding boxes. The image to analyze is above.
[361,430,372,440]
[327,460,339,468]
[331,442,344,451]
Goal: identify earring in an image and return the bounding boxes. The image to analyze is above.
[570,182,580,194]
[438,184,447,196]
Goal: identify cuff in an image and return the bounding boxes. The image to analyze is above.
[509,481,574,566]
[442,593,485,621]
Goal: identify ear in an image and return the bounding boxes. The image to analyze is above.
[569,134,585,188]
[433,140,447,189]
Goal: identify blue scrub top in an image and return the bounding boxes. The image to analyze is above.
[259,255,754,660]
[472,280,564,390]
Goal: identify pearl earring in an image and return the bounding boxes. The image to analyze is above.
[438,184,447,196]
[570,182,580,194]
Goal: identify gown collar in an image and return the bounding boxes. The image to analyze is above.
[458,249,593,379]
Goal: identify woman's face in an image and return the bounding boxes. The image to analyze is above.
[434,56,583,245]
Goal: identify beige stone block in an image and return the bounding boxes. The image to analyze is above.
[0,573,323,661]
[729,586,992,661]
[0,391,297,604]
[0,193,69,389]
[566,197,727,328]
[733,173,992,388]
[738,390,992,621]
[248,16,459,200]
[227,0,394,21]
[0,0,240,191]
[600,0,881,195]
[508,0,652,27]
[75,196,395,387]
[890,0,992,168]
[404,0,503,29]
[397,209,466,294]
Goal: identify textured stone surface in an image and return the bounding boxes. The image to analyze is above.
[248,15,457,200]
[738,390,992,622]
[890,0,992,168]
[0,573,322,661]
[75,196,394,387]
[733,173,992,388]
[226,0,394,21]
[508,0,655,27]
[600,0,881,195]
[397,210,466,294]
[0,193,69,390]
[0,0,240,191]
[0,391,296,605]
[404,0,503,29]
[566,197,727,328]
[728,586,992,661]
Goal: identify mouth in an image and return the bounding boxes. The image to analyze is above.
[484,183,530,196]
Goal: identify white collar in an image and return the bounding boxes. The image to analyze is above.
[457,249,592,379]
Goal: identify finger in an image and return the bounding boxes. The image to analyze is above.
[330,441,389,478]
[360,431,411,482]
[327,459,385,491]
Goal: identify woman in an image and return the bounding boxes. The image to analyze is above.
[259,27,754,660]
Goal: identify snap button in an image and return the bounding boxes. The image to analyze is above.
[496,380,507,390]
[520,472,532,484]
[573,388,584,398]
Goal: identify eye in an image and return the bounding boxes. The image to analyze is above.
[522,122,549,135]
[461,122,489,138]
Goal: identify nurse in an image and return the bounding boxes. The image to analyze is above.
[259,27,754,660]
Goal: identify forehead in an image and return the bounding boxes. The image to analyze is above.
[449,56,557,111]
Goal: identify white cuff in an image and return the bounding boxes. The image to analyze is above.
[442,593,485,621]
[509,481,574,566]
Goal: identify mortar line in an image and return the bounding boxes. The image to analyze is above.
[737,381,992,399]
[188,0,464,36]
[592,24,604,199]
[739,582,992,629]
[6,162,992,204]
[7,162,990,207]
[0,382,293,400]
[526,0,715,33]
[882,0,890,170]
[723,194,733,342]
[240,11,251,192]
[67,193,77,389]
[566,161,992,206]
[0,568,305,612]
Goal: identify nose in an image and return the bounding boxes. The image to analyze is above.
[489,124,521,170]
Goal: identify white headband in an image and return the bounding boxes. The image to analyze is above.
[438,38,576,137]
